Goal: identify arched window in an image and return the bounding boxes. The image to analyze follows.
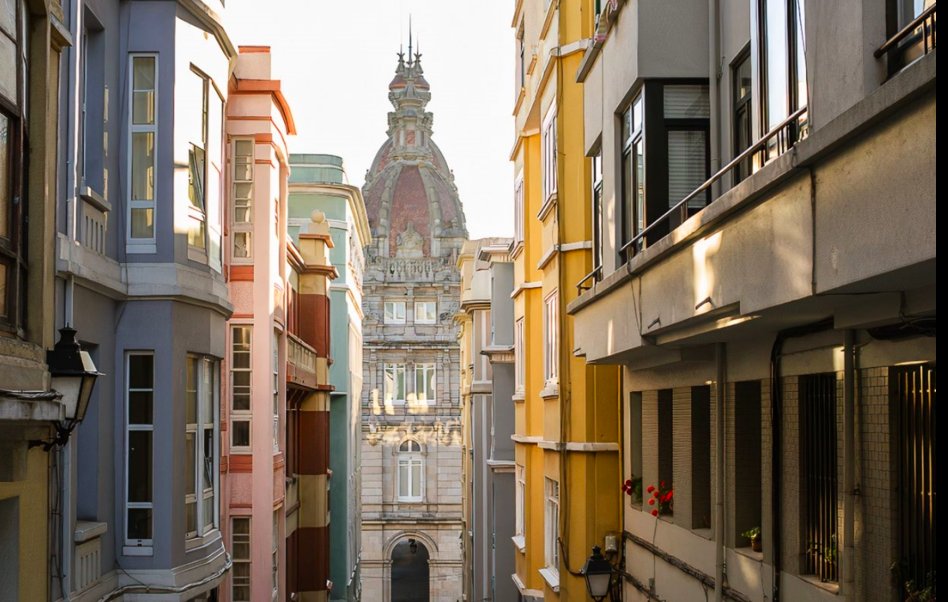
[397,440,424,502]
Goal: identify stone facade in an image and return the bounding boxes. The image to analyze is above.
[359,43,466,602]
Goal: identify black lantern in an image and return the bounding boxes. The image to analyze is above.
[581,546,614,601]
[408,538,418,554]
[47,326,101,425]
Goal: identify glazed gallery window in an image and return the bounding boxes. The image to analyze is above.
[232,139,254,260]
[185,355,219,540]
[231,326,252,450]
[384,363,406,403]
[397,440,424,502]
[544,478,560,571]
[414,300,437,324]
[127,54,157,251]
[620,94,644,259]
[384,300,406,324]
[414,363,436,403]
[541,103,557,201]
[125,353,154,546]
[186,67,225,270]
[515,318,525,393]
[758,0,808,160]
[231,517,251,601]
[515,465,525,537]
[543,291,559,384]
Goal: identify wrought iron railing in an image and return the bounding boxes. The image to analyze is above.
[578,106,808,294]
[875,4,937,73]
[800,373,839,583]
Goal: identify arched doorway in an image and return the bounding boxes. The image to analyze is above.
[391,538,430,602]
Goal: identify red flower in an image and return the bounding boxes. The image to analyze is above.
[660,481,666,488]
[648,498,655,505]
[646,485,655,494]
[651,509,659,517]
[665,491,674,500]
[652,490,660,498]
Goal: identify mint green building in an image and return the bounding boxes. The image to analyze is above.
[289,154,371,601]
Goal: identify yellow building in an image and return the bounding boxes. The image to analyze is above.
[510,1,621,599]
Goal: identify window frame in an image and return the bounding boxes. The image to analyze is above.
[125,352,154,549]
[126,53,158,253]
[230,325,252,452]
[397,440,425,502]
[591,149,603,277]
[186,67,210,260]
[513,174,524,247]
[414,300,437,325]
[231,138,254,261]
[757,0,808,162]
[619,92,645,261]
[515,465,526,537]
[384,362,407,404]
[544,478,560,572]
[514,317,525,394]
[413,362,436,405]
[543,291,559,385]
[541,102,558,203]
[185,355,219,541]
[384,300,406,325]
[231,516,252,602]
[731,46,753,184]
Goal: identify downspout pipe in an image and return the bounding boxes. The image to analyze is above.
[769,317,834,602]
[708,0,722,199]
[842,330,856,590]
[714,343,727,602]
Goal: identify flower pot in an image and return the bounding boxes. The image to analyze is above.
[751,535,762,553]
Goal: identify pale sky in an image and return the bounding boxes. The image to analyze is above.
[226,1,515,239]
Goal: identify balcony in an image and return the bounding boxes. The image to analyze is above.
[286,332,317,389]
[79,187,111,256]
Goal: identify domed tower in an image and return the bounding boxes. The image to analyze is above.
[359,43,466,602]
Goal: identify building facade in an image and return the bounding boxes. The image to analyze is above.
[221,45,303,602]
[569,1,936,601]
[359,46,467,602]
[289,153,372,601]
[48,0,235,598]
[458,238,517,602]
[0,1,69,600]
[509,0,623,599]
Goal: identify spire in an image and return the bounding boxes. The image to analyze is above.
[407,15,413,66]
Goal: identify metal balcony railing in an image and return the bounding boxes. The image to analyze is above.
[578,105,808,294]
[876,3,937,74]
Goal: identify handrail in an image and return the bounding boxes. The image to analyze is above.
[875,3,937,58]
[617,106,808,257]
[576,265,602,293]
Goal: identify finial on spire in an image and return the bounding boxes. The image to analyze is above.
[408,15,414,66]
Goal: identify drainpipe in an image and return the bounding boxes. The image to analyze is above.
[708,0,722,199]
[714,343,726,602]
[842,330,855,592]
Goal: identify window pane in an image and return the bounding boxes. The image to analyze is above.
[411,462,422,497]
[131,132,155,201]
[188,145,206,210]
[130,208,154,239]
[186,358,198,424]
[186,500,197,535]
[128,430,152,502]
[129,354,154,388]
[634,141,645,234]
[127,507,152,540]
[203,428,214,490]
[133,56,155,90]
[399,462,409,497]
[128,391,153,425]
[763,0,789,130]
[232,420,250,447]
[668,130,707,209]
[234,232,251,258]
[185,432,196,496]
[664,85,710,118]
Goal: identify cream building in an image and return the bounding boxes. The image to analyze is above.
[359,45,467,602]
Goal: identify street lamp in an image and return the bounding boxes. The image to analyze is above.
[47,326,101,425]
[581,546,614,601]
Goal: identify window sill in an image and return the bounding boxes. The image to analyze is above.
[692,527,713,540]
[537,191,558,222]
[126,242,156,254]
[797,574,840,595]
[538,566,560,592]
[512,392,526,403]
[539,384,559,399]
[122,545,153,557]
[733,546,764,562]
[79,186,111,213]
[512,535,526,553]
[186,528,221,552]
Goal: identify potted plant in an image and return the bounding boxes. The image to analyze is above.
[742,527,762,552]
[644,481,674,517]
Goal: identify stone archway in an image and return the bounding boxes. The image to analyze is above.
[390,538,430,602]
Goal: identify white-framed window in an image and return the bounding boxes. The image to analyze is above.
[516,465,525,536]
[272,509,279,595]
[515,318,525,393]
[543,291,559,384]
[397,440,424,502]
[414,363,436,404]
[186,68,209,257]
[542,103,558,201]
[273,329,280,451]
[545,478,560,571]
[231,325,252,451]
[185,355,219,540]
[384,363,406,403]
[414,301,437,324]
[126,352,154,546]
[127,54,157,252]
[231,517,251,601]
[514,175,524,245]
[232,138,254,260]
[384,301,406,324]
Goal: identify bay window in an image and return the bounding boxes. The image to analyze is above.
[185,355,219,540]
[127,54,157,251]
[126,353,154,547]
[187,69,209,255]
